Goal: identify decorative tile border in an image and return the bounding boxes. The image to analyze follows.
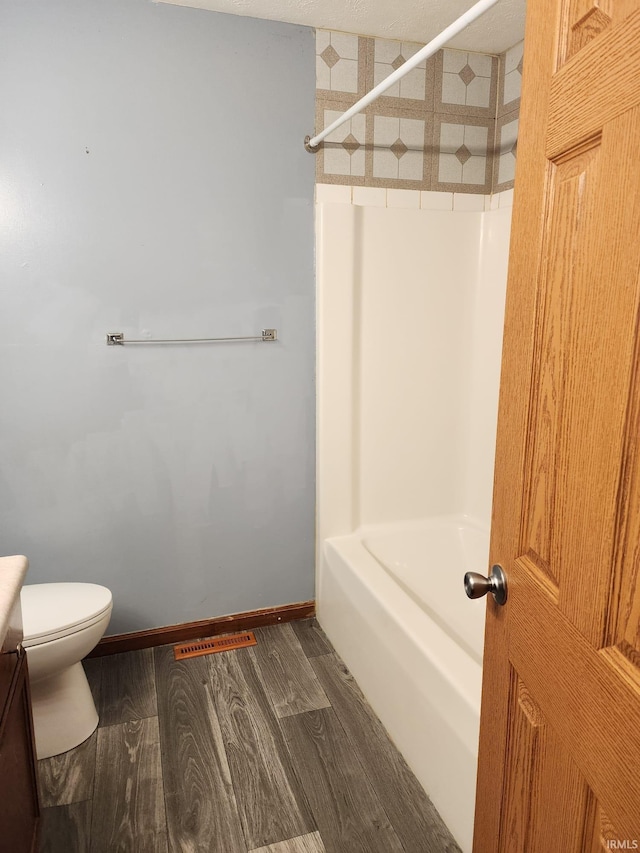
[315,31,523,194]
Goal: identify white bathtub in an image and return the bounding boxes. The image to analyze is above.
[317,514,488,853]
[316,199,511,851]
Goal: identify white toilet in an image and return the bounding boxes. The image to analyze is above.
[20,582,113,759]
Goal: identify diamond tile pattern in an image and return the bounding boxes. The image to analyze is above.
[439,49,493,111]
[495,113,519,189]
[342,133,361,153]
[459,64,476,86]
[321,45,340,69]
[373,38,427,101]
[455,145,472,165]
[501,40,524,110]
[315,29,520,193]
[322,109,366,178]
[316,32,359,93]
[390,138,409,160]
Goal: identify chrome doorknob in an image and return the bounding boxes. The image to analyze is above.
[464,564,507,606]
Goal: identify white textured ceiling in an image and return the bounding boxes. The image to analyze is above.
[155,0,526,55]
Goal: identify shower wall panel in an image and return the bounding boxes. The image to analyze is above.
[317,191,513,542]
[357,207,480,524]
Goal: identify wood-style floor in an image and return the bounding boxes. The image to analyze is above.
[38,619,461,853]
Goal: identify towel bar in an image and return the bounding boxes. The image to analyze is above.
[106,329,277,346]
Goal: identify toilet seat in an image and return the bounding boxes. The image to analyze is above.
[21,583,113,647]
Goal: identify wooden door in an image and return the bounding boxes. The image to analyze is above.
[474,0,640,849]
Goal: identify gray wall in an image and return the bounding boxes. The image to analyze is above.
[0,0,316,633]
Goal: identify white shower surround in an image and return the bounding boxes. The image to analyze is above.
[316,189,512,852]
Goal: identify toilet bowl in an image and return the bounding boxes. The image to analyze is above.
[20,582,113,759]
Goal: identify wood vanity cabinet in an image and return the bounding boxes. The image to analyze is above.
[0,646,40,853]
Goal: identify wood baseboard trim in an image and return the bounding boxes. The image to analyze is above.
[88,600,315,657]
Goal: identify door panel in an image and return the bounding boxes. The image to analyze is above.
[500,675,590,852]
[474,0,640,848]
[565,0,613,61]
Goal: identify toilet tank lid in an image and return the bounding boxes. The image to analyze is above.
[20,582,112,643]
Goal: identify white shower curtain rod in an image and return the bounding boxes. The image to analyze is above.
[305,0,500,152]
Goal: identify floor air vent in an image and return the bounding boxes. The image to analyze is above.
[173,631,257,660]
